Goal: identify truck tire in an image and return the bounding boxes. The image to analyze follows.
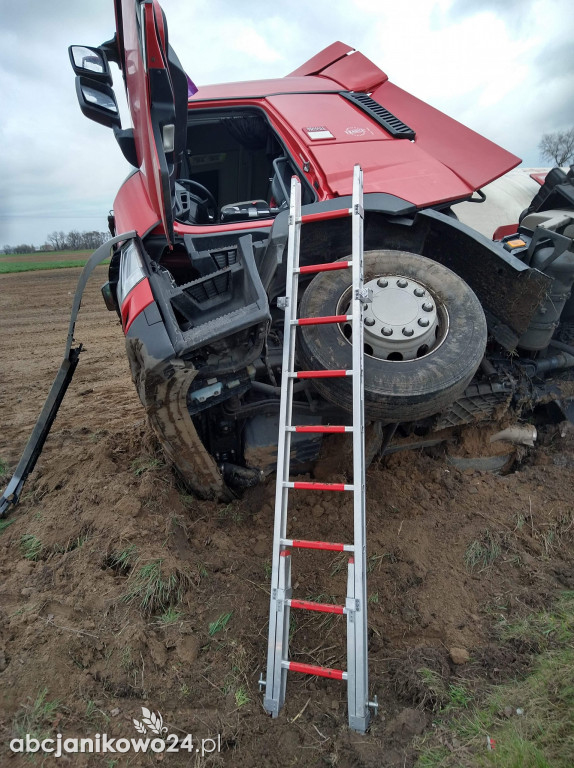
[298,249,487,422]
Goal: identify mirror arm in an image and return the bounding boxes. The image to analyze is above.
[100,36,120,66]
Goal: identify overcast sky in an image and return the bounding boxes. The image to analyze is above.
[1,0,572,247]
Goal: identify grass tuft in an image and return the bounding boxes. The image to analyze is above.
[107,544,137,574]
[20,534,42,561]
[12,688,60,743]
[464,530,502,571]
[208,612,233,636]
[0,519,15,535]
[122,559,189,614]
[234,686,250,708]
[157,607,182,625]
[130,457,164,476]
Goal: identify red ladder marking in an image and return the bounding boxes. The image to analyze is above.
[301,209,350,224]
[297,261,351,275]
[289,425,351,433]
[294,369,351,379]
[289,481,352,492]
[289,599,345,615]
[286,661,346,680]
[285,538,349,552]
[295,314,351,326]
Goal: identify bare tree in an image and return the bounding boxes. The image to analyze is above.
[47,230,67,250]
[539,128,574,166]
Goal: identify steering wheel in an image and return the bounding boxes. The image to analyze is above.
[177,179,218,223]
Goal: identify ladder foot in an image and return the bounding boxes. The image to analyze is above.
[348,712,371,734]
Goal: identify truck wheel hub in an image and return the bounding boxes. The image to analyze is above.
[341,275,441,361]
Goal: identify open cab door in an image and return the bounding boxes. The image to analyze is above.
[70,0,192,245]
[112,0,192,246]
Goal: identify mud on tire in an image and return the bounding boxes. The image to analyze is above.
[298,249,487,422]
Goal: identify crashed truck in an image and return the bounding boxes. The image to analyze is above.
[2,0,574,514]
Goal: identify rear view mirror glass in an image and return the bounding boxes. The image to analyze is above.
[75,76,121,130]
[69,45,112,85]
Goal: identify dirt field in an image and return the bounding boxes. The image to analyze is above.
[1,268,573,767]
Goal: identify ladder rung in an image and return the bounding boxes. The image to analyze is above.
[288,599,345,615]
[286,425,352,434]
[293,314,351,326]
[291,369,352,379]
[297,260,352,275]
[301,209,351,224]
[284,481,354,492]
[281,538,354,552]
[283,660,347,680]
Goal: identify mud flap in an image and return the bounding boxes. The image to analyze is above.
[0,231,137,517]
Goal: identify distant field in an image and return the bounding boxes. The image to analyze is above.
[0,250,109,274]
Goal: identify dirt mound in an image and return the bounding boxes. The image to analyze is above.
[1,269,574,767]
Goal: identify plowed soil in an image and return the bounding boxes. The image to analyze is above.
[1,268,573,767]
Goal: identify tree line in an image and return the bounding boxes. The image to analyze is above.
[2,230,109,255]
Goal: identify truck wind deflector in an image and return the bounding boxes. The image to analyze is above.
[0,232,137,518]
[341,91,416,140]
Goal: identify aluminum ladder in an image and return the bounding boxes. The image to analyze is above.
[261,164,376,732]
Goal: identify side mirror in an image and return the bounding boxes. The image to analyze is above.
[75,76,122,130]
[69,45,113,85]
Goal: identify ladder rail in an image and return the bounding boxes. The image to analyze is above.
[349,165,370,731]
[264,177,302,716]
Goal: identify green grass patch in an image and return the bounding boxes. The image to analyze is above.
[415,592,574,768]
[122,559,189,614]
[130,457,164,476]
[107,544,138,574]
[0,258,109,274]
[0,519,14,535]
[1,260,79,273]
[234,686,250,708]
[208,612,233,636]
[0,250,91,262]
[464,530,502,571]
[12,688,60,744]
[20,534,42,561]
[157,607,182,626]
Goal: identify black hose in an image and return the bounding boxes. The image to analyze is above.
[549,339,574,357]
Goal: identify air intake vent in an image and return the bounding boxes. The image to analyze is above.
[341,92,415,140]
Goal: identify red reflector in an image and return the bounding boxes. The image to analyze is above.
[121,278,154,333]
[291,539,346,551]
[287,661,344,680]
[298,261,350,274]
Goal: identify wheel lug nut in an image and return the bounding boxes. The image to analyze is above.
[414,287,426,297]
[397,278,408,288]
[377,278,388,288]
[402,327,414,337]
[422,302,434,312]
[381,327,393,336]
[364,317,375,327]
[418,318,430,327]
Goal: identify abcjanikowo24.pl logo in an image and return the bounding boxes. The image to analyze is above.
[10,706,222,757]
